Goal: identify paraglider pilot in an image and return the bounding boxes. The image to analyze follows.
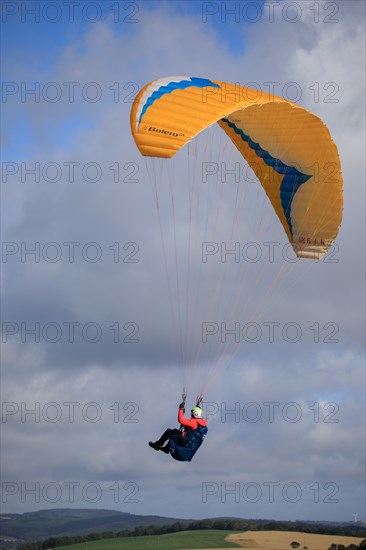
[149,393,207,462]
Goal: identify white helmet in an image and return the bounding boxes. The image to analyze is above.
[191,406,203,419]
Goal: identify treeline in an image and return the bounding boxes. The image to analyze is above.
[15,519,366,550]
[291,543,366,550]
[329,541,366,550]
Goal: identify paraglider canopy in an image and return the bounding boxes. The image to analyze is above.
[131,76,343,260]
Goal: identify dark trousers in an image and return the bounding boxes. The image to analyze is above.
[158,428,181,446]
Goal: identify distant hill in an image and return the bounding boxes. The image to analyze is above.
[1,509,365,549]
[0,508,189,545]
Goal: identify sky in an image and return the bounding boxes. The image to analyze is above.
[1,0,365,524]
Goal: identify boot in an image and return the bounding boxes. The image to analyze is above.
[148,441,161,451]
[160,445,170,454]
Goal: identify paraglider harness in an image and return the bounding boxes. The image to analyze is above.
[169,392,208,462]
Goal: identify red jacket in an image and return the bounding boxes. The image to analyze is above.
[178,408,207,434]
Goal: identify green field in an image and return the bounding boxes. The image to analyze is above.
[56,529,241,549]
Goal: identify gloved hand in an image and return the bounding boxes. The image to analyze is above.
[179,401,185,411]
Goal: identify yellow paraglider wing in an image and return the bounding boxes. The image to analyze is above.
[130,76,343,259]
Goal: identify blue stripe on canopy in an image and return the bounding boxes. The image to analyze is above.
[138,77,221,127]
[221,117,312,236]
